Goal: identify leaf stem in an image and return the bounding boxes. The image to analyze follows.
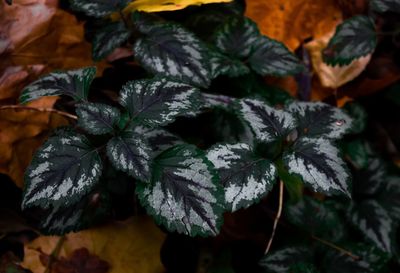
[264,180,284,255]
[0,105,77,120]
[44,235,66,273]
[311,235,360,260]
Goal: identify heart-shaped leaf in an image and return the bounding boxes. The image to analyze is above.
[76,103,121,135]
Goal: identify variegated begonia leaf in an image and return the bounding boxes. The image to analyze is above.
[259,246,313,273]
[283,137,351,196]
[285,196,345,241]
[136,144,224,237]
[287,101,352,139]
[39,191,110,235]
[236,98,296,144]
[210,51,250,78]
[92,21,130,61]
[19,67,96,104]
[133,21,212,87]
[370,0,400,13]
[378,176,400,222]
[76,102,121,135]
[134,126,182,156]
[106,130,152,182]
[119,77,201,126]
[69,0,129,18]
[353,157,386,197]
[206,143,277,212]
[22,132,102,209]
[213,16,260,59]
[347,200,393,253]
[248,36,304,77]
[323,244,389,273]
[323,15,377,66]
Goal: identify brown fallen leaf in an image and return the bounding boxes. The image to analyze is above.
[22,217,166,273]
[245,0,342,51]
[305,30,372,89]
[0,103,71,188]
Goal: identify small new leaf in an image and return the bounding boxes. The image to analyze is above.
[348,200,393,253]
[248,36,304,76]
[207,143,277,212]
[283,138,351,196]
[23,132,102,209]
[119,77,201,126]
[76,103,120,135]
[323,15,377,66]
[287,102,352,139]
[69,0,129,18]
[92,21,130,61]
[370,0,400,13]
[106,131,152,181]
[19,67,96,104]
[136,144,224,236]
[133,22,212,87]
[259,246,312,273]
[237,98,296,144]
[213,16,260,59]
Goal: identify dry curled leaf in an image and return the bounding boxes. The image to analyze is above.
[123,0,232,13]
[22,217,166,273]
[245,0,342,51]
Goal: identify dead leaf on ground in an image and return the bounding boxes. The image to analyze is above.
[245,0,342,51]
[122,0,232,13]
[22,217,166,273]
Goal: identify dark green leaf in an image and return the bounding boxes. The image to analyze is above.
[119,77,201,126]
[289,263,319,273]
[22,132,102,209]
[343,102,368,134]
[370,0,400,13]
[259,246,312,273]
[347,200,393,253]
[69,0,128,18]
[378,176,400,222]
[285,196,345,241]
[248,36,304,76]
[210,51,250,78]
[342,140,369,169]
[323,244,390,273]
[106,130,152,181]
[236,98,296,144]
[323,15,377,66]
[133,22,212,87]
[135,126,182,156]
[92,21,130,61]
[136,144,224,236]
[76,102,120,135]
[283,138,351,196]
[19,67,96,103]
[207,143,277,211]
[353,157,386,197]
[287,101,352,139]
[213,17,260,59]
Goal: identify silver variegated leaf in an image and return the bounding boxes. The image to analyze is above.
[323,15,377,66]
[19,67,96,103]
[210,51,250,78]
[207,143,277,212]
[136,144,224,236]
[353,157,386,197]
[76,102,120,135]
[378,176,400,221]
[287,102,352,139]
[92,21,130,61]
[69,0,129,18]
[106,131,152,181]
[133,23,212,87]
[285,197,344,241]
[23,132,102,209]
[283,137,351,196]
[370,0,400,13]
[348,200,393,253]
[237,98,296,143]
[213,17,260,58]
[134,126,182,156]
[259,246,312,273]
[119,77,201,126]
[248,36,304,76]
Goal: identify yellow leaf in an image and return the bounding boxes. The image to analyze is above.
[123,0,232,13]
[22,217,166,273]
